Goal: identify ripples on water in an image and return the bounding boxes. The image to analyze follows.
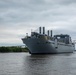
[0,52,76,75]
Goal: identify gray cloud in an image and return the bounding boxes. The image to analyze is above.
[0,0,76,46]
[0,0,76,23]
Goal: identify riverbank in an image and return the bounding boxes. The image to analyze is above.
[0,46,29,52]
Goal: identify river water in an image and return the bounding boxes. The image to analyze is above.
[0,52,76,75]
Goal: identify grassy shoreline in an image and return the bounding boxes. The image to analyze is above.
[0,46,29,52]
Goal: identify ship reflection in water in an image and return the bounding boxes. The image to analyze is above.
[0,52,76,75]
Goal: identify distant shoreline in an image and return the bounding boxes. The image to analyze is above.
[0,46,29,52]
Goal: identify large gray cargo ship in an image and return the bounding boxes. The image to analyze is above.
[22,27,75,54]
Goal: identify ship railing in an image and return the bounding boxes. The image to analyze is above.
[24,36,31,39]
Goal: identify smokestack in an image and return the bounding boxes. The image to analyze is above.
[51,30,52,37]
[43,27,45,34]
[39,27,41,34]
[47,30,49,36]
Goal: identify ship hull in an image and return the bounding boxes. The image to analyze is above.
[22,38,75,54]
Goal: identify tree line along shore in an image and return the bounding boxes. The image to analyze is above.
[0,46,29,52]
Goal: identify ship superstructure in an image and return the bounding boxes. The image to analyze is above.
[22,27,75,54]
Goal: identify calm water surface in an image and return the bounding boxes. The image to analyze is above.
[0,52,76,75]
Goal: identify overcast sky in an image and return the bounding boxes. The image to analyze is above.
[0,0,76,46]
